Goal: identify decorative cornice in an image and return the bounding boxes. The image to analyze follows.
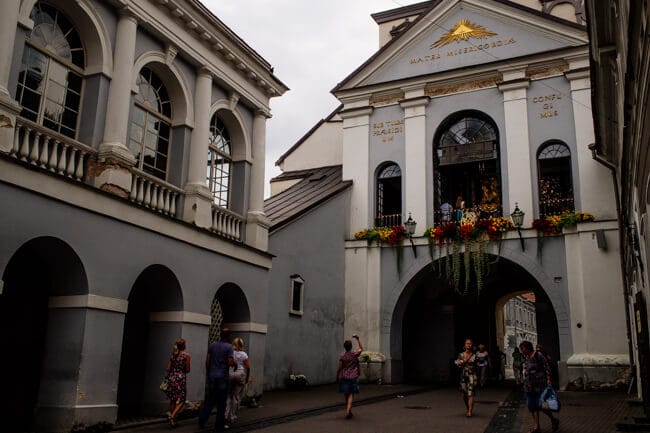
[338,106,374,120]
[223,321,268,334]
[150,311,212,325]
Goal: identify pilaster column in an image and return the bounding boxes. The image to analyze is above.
[498,70,533,219]
[400,90,429,227]
[0,0,19,100]
[94,9,137,196]
[182,69,213,229]
[245,109,271,250]
[565,59,615,218]
[340,104,373,234]
[0,1,23,154]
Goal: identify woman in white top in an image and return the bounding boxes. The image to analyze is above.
[225,337,250,425]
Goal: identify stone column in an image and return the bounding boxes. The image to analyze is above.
[498,69,533,219]
[566,58,615,218]
[94,9,138,196]
[0,1,23,153]
[340,104,373,234]
[245,110,271,250]
[400,88,429,227]
[182,69,213,229]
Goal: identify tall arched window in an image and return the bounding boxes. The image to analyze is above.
[207,114,232,208]
[537,141,574,217]
[375,163,402,227]
[16,3,85,139]
[434,112,501,219]
[128,67,172,180]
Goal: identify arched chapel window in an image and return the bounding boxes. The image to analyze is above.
[16,3,85,139]
[537,141,574,217]
[434,112,501,220]
[128,67,172,180]
[375,163,402,227]
[207,114,232,208]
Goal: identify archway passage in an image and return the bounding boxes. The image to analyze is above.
[0,237,88,432]
[117,265,183,418]
[396,255,558,385]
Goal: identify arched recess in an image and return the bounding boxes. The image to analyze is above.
[209,101,252,215]
[20,0,113,76]
[117,265,183,418]
[387,252,561,385]
[433,110,501,218]
[537,140,575,217]
[375,161,402,227]
[131,52,193,127]
[209,282,251,343]
[0,237,88,432]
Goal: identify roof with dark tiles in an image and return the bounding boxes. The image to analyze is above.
[264,165,352,232]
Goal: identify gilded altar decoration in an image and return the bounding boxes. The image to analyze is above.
[431,19,497,48]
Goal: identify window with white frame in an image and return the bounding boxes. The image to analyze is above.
[16,3,85,139]
[289,275,304,316]
[207,114,232,207]
[128,67,172,180]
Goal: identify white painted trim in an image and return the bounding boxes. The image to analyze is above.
[150,311,212,325]
[0,160,272,269]
[48,295,128,313]
[223,322,268,334]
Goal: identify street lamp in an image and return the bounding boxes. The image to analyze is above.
[510,203,525,251]
[404,212,417,257]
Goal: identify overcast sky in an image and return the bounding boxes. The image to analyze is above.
[202,0,423,196]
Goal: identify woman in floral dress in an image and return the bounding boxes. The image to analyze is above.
[455,338,478,417]
[165,338,191,427]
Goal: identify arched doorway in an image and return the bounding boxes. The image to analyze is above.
[394,255,559,385]
[117,265,183,417]
[0,237,88,432]
[209,283,251,343]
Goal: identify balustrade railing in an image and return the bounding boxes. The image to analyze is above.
[211,205,243,241]
[129,170,182,217]
[11,117,95,181]
[374,213,402,228]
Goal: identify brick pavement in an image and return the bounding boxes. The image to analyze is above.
[113,383,644,433]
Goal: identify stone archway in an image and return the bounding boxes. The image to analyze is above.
[117,265,183,418]
[387,253,561,385]
[0,237,88,432]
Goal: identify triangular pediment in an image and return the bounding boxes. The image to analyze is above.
[336,0,588,91]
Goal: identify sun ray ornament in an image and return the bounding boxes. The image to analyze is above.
[431,19,498,48]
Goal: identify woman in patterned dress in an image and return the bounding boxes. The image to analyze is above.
[336,335,363,419]
[165,338,191,427]
[455,338,478,417]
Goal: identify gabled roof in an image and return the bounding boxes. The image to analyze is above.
[264,165,352,232]
[274,105,342,166]
[332,0,587,93]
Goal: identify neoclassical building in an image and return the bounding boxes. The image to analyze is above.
[0,0,286,431]
[267,0,629,390]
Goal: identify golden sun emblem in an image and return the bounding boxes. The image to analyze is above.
[430,19,497,48]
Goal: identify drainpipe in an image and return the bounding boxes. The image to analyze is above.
[588,143,635,370]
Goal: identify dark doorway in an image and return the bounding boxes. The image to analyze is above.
[0,246,49,432]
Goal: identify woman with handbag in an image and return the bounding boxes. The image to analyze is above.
[165,338,191,427]
[225,337,250,425]
[520,341,559,433]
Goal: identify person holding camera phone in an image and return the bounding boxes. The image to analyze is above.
[336,334,363,419]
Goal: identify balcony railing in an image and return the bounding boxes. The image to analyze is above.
[374,213,402,228]
[433,207,503,226]
[539,197,575,219]
[129,169,182,217]
[11,117,95,181]
[211,205,243,241]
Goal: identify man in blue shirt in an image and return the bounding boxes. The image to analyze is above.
[199,328,235,431]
